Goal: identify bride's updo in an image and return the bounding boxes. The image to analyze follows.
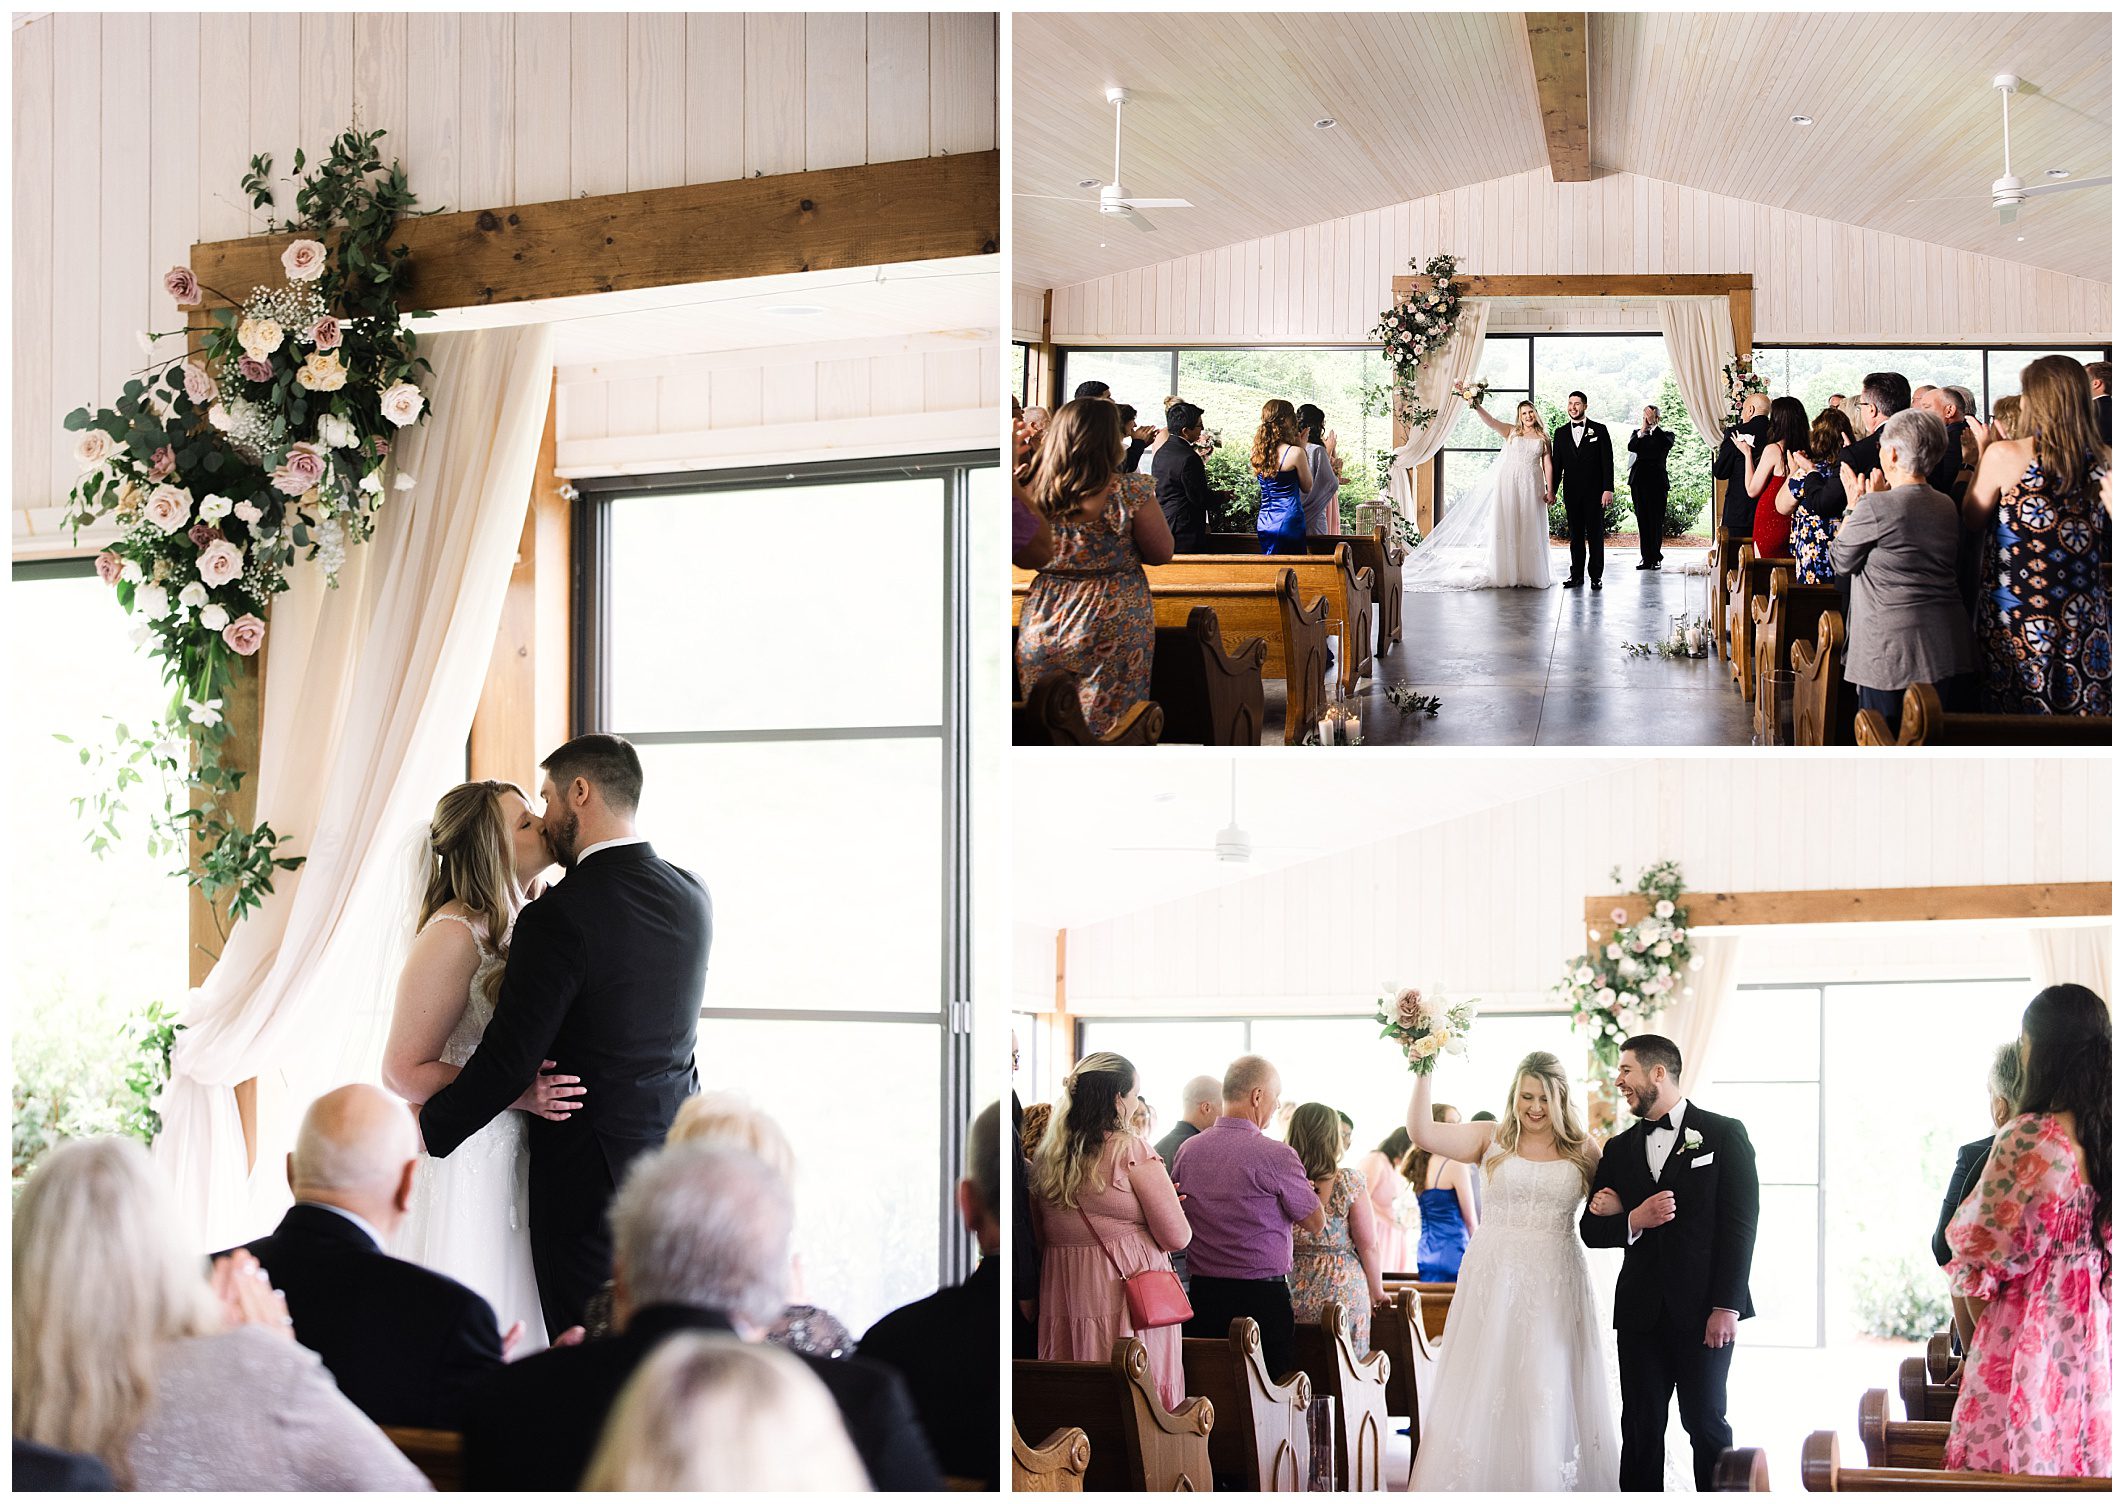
[1031,1051,1136,1212]
[421,780,528,962]
[1491,1050,1595,1190]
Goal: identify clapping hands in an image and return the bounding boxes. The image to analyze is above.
[211,1249,294,1339]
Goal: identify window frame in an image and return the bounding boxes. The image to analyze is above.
[572,449,991,1282]
[1750,342,2113,419]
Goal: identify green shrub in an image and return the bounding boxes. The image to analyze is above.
[12,1000,179,1194]
[1848,1252,1953,1341]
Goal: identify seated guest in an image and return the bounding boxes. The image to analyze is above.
[463,1144,939,1491]
[582,1333,868,1491]
[1173,1055,1327,1382]
[1359,1128,1413,1272]
[1031,1052,1190,1410]
[1934,1042,2025,1286]
[1744,395,1811,560]
[241,1084,507,1429]
[2088,360,2110,445]
[13,1138,426,1491]
[1714,392,1771,537]
[1784,406,1855,583]
[1250,400,1316,553]
[1964,354,2111,715]
[1944,985,2111,1477]
[1288,1103,1386,1353]
[1296,403,1342,536]
[1016,399,1174,738]
[860,1104,1004,1487]
[1830,408,1976,736]
[12,1438,114,1491]
[1407,1104,1478,1281]
[1152,402,1217,553]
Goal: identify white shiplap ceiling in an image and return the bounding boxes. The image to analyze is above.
[1012,12,2111,289]
[1014,754,1629,931]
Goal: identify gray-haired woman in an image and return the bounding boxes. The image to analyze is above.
[1933,1041,2026,1269]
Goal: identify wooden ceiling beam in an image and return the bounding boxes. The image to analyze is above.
[1525,13,1592,183]
[1394,272,1751,299]
[188,150,1000,315]
[1584,882,2112,930]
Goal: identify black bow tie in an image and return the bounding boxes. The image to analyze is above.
[1650,1113,1676,1132]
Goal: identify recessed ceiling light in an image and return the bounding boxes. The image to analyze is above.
[1077,178,1101,188]
[761,304,827,318]
[2045,168,2071,179]
[1789,115,1814,126]
[1313,117,1337,130]
[2016,235,2027,242]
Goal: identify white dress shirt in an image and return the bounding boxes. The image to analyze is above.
[576,834,649,864]
[1644,1097,1688,1180]
[1571,421,1587,447]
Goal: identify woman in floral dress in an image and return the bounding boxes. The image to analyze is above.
[1287,1103,1385,1354]
[1785,407,1854,584]
[1016,398,1174,735]
[1944,983,2111,1477]
[1963,356,2111,715]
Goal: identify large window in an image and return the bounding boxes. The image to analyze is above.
[578,451,992,1332]
[1752,345,2111,418]
[1012,342,1033,406]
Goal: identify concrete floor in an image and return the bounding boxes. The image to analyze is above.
[1266,547,1759,746]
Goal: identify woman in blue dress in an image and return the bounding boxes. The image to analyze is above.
[1406,1101,1478,1280]
[1250,399,1314,553]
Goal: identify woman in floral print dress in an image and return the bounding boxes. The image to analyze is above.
[1943,983,2111,1477]
[1016,398,1174,735]
[1963,356,2111,715]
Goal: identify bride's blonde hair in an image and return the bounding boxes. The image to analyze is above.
[420,780,528,967]
[1489,1051,1596,1191]
[1516,401,1552,455]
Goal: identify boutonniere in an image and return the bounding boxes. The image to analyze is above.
[1682,1128,1704,1153]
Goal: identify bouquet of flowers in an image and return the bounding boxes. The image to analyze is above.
[1721,356,1769,429]
[1450,379,1491,408]
[1371,251,1467,430]
[1376,985,1475,1076]
[1192,426,1223,459]
[1554,861,1701,1069]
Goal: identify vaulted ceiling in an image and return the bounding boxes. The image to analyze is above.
[1012,12,2111,290]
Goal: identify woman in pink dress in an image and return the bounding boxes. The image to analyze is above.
[1944,983,2111,1477]
[1030,1051,1192,1411]
[1359,1127,1412,1273]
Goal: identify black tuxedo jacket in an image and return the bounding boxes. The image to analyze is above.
[859,1257,1001,1487]
[238,1204,504,1430]
[1552,419,1615,501]
[1628,426,1675,492]
[461,1303,942,1491]
[1581,1103,1759,1334]
[2096,393,2111,446]
[1152,440,1216,552]
[12,1439,114,1491]
[1714,415,1770,535]
[1840,425,1963,502]
[1933,1133,1994,1268]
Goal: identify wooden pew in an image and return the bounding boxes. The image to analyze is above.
[1012,671,1163,746]
[1150,607,1267,745]
[1928,1331,1957,1383]
[1709,530,1753,663]
[1752,567,1841,706]
[1716,1446,1772,1490]
[1012,1338,1214,1492]
[1724,544,1795,700]
[1857,683,2116,746]
[1382,1277,1454,1344]
[1012,567,1331,745]
[1179,1317,1311,1491]
[1860,1388,1949,1469]
[1202,527,1404,657]
[1800,1430,2110,1491]
[1163,549,1374,696]
[1292,1302,1393,1491]
[1370,1288,1439,1453]
[1899,1341,1960,1423]
[1011,1423,1092,1493]
[383,1428,462,1491]
[1793,609,1858,745]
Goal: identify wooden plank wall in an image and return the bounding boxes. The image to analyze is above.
[1057,759,2112,1012]
[1044,168,2112,347]
[1011,284,1046,342]
[12,11,998,547]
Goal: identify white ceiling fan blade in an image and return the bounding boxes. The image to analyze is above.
[1012,192,1095,200]
[2023,176,2111,198]
[1122,210,1158,233]
[1114,197,1193,209]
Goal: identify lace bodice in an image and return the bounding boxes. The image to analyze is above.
[422,911,507,1067]
[1475,1151,1591,1235]
[1500,434,1549,478]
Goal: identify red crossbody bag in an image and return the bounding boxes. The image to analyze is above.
[1078,1208,1193,1329]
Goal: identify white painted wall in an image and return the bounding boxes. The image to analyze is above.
[1042,169,2112,348]
[1048,759,2112,1015]
[1012,284,1045,342]
[13,11,998,544]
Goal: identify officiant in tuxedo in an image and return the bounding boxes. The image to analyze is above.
[1628,406,1676,570]
[1580,1035,1759,1493]
[1552,392,1615,588]
[420,733,713,1336]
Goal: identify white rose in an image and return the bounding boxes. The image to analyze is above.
[1654,941,1673,958]
[358,471,383,495]
[73,430,114,468]
[1605,944,1623,961]
[379,382,426,427]
[1618,957,1640,979]
[237,316,285,360]
[197,493,233,523]
[208,402,234,432]
[199,602,231,631]
[135,583,171,619]
[128,622,153,648]
[178,582,207,610]
[143,486,193,534]
[1596,987,1616,1008]
[316,413,358,449]
[393,473,416,492]
[280,239,328,282]
[1617,991,1637,1009]
[233,499,263,524]
[1573,966,1595,986]
[1654,900,1675,919]
[120,559,145,585]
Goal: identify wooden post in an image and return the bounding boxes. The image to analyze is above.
[1039,289,1060,408]
[1414,463,1438,534]
[1729,288,1755,359]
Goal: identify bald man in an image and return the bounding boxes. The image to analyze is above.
[233,1084,508,1429]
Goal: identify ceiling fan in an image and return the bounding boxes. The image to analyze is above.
[1905,74,2110,225]
[1109,766,1316,866]
[1014,87,1195,234]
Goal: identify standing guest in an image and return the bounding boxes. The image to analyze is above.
[1916,385,1981,504]
[1847,371,1964,498]
[1627,404,1675,569]
[1156,1074,1226,1288]
[1944,984,2111,1478]
[1963,354,2111,715]
[1406,1103,1479,1281]
[1011,1091,1039,1359]
[1934,1042,2026,1274]
[1714,392,1772,537]
[1783,406,1855,584]
[1172,1056,1327,1381]
[2087,361,2110,445]
[1020,1101,1054,1162]
[860,1103,1004,1487]
[1744,395,1811,560]
[12,1137,428,1491]
[1012,412,1054,571]
[1828,393,1850,419]
[1022,405,1050,436]
[1116,403,1153,474]
[1831,408,1977,735]
[1288,1103,1387,1353]
[1073,379,1112,402]
[1030,1053,1191,1410]
[1988,395,2024,441]
[1152,401,1217,553]
[1016,398,1174,737]
[1295,403,1343,536]
[1250,399,1315,554]
[1360,1128,1413,1273]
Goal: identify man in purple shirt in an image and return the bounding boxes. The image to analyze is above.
[1170,1055,1326,1380]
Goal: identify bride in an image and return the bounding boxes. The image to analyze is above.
[1404,1052,1620,1491]
[382,780,583,1353]
[1406,395,1558,591]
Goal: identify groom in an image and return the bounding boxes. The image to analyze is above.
[419,733,713,1336]
[1580,1035,1759,1492]
[1552,391,1616,589]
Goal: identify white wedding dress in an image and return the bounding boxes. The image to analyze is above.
[391,914,548,1352]
[1407,1152,1620,1491]
[1406,433,1557,590]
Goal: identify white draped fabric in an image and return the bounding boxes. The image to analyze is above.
[1386,299,1493,521]
[1656,298,1738,453]
[157,326,556,1251]
[1666,932,1742,1098]
[2027,924,2113,1004]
